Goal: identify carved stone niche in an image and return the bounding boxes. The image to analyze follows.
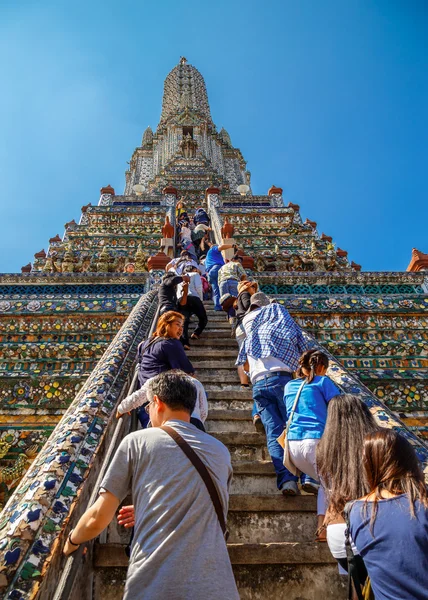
[180,134,198,158]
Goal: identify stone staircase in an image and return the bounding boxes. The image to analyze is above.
[92,301,345,599]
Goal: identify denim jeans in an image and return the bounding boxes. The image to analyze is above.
[207,265,222,310]
[251,401,260,419]
[219,279,239,317]
[252,372,298,489]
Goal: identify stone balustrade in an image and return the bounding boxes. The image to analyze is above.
[0,290,158,598]
[303,330,428,474]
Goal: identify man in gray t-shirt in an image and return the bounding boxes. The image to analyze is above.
[63,371,239,600]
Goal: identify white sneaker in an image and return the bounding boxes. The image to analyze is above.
[301,481,320,495]
[281,481,300,496]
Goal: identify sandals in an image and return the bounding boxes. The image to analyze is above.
[190,334,200,340]
[315,525,327,543]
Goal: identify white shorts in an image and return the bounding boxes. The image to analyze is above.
[288,438,318,480]
[288,439,325,515]
[327,523,358,559]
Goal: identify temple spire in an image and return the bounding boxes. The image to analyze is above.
[158,58,213,128]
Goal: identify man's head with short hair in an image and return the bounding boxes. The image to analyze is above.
[146,371,197,426]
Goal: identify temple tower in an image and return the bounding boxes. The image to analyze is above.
[0,58,426,600]
[124,57,250,198]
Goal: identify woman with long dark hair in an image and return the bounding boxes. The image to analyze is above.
[349,429,428,600]
[316,395,379,569]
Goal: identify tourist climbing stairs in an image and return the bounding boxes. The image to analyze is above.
[89,302,345,600]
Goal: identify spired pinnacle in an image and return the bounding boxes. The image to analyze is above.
[158,58,213,127]
[142,126,153,147]
[219,127,232,147]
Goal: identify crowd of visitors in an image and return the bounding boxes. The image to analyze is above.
[63,204,428,600]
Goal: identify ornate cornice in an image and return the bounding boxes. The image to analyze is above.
[0,273,149,285]
[253,271,426,285]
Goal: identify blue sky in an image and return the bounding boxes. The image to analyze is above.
[0,0,426,272]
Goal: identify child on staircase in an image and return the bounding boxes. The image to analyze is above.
[283,349,341,540]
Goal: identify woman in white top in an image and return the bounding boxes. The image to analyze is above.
[117,371,208,431]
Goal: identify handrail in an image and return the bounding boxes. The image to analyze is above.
[0,290,158,600]
[52,305,161,600]
[301,330,428,466]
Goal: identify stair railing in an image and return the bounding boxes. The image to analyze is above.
[0,290,158,600]
[302,330,428,471]
[52,303,161,600]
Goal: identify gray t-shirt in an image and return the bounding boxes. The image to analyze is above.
[101,419,239,600]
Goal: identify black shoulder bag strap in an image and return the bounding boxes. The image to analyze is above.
[344,501,365,600]
[160,425,229,540]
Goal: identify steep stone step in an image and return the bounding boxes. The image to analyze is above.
[186,349,237,358]
[192,360,237,369]
[231,472,279,495]
[93,540,336,567]
[207,408,251,420]
[232,460,275,474]
[233,563,345,600]
[206,397,254,413]
[229,494,316,512]
[205,388,253,400]
[228,511,318,543]
[199,329,234,338]
[205,409,254,433]
[213,431,265,446]
[228,541,336,564]
[197,370,241,383]
[93,543,345,600]
[212,432,268,462]
[203,321,231,330]
[190,338,238,347]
